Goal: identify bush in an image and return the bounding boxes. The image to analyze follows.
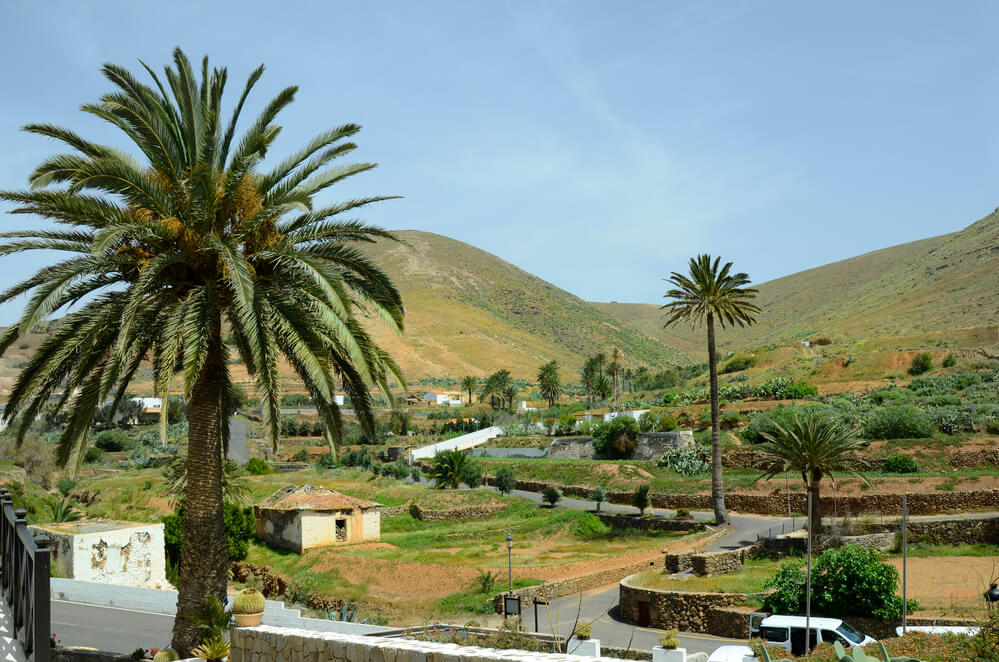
[163,502,255,565]
[754,377,791,400]
[632,485,651,515]
[410,466,422,482]
[84,447,108,465]
[638,411,678,432]
[742,404,831,444]
[783,381,818,399]
[495,467,516,495]
[244,458,271,475]
[762,562,806,615]
[863,406,934,439]
[721,356,756,374]
[592,416,639,459]
[942,353,957,368]
[881,453,918,474]
[93,429,135,452]
[541,486,562,507]
[931,406,975,434]
[656,447,711,476]
[908,352,933,376]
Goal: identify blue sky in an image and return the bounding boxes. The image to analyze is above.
[2,1,998,324]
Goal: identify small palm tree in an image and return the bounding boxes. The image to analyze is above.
[541,486,563,507]
[632,484,651,516]
[662,255,760,525]
[48,496,82,523]
[755,413,869,536]
[537,360,563,408]
[461,376,478,405]
[590,486,608,513]
[429,449,474,489]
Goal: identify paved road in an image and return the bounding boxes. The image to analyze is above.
[53,600,173,653]
[228,416,249,465]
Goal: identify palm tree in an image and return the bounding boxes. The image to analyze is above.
[503,384,518,410]
[0,49,403,654]
[537,360,563,408]
[610,347,622,399]
[756,413,868,537]
[461,375,478,406]
[594,374,613,401]
[429,449,475,489]
[661,255,759,526]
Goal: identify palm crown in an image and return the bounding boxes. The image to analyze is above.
[0,48,404,472]
[661,254,760,329]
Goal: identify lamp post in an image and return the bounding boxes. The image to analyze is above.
[985,583,999,609]
[506,533,514,595]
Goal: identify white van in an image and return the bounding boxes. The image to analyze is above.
[750,614,876,656]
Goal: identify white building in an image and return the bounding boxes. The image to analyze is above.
[421,391,450,405]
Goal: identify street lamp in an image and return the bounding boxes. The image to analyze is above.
[985,583,999,609]
[506,534,514,594]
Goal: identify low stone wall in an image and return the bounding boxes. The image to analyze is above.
[379,503,410,518]
[409,502,507,521]
[619,576,745,632]
[721,449,771,470]
[596,513,704,534]
[546,437,598,460]
[690,546,757,576]
[907,516,999,544]
[494,558,662,612]
[273,462,309,472]
[664,551,694,574]
[708,606,756,639]
[52,648,139,662]
[949,449,999,467]
[631,432,695,461]
[230,625,628,662]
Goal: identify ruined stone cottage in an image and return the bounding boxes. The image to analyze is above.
[254,485,380,553]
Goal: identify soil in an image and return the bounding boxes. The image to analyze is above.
[890,556,999,611]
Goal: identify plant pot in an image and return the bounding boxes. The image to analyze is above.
[234,611,264,627]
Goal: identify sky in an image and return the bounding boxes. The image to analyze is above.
[2,1,999,324]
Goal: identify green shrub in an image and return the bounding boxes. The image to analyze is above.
[638,412,677,432]
[783,381,818,399]
[410,466,422,482]
[571,512,610,537]
[494,467,516,495]
[754,377,791,399]
[541,486,563,507]
[742,404,831,443]
[762,562,806,614]
[656,447,711,476]
[881,453,918,474]
[592,416,639,459]
[942,353,957,368]
[862,406,934,439]
[908,352,933,376]
[869,386,916,405]
[84,447,108,465]
[931,406,975,434]
[632,485,651,515]
[721,356,756,374]
[163,502,254,565]
[244,458,271,475]
[93,429,135,452]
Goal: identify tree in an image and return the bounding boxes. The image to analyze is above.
[537,360,563,408]
[503,384,518,410]
[429,449,480,489]
[461,376,478,405]
[632,484,651,515]
[662,255,760,525]
[594,374,613,401]
[610,347,622,400]
[590,486,608,513]
[592,416,639,459]
[755,413,868,537]
[541,486,563,507]
[495,467,516,495]
[0,50,404,654]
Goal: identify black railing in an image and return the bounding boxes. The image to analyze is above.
[0,488,50,662]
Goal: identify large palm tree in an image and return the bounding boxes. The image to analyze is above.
[661,255,759,525]
[537,359,562,408]
[0,49,403,654]
[461,375,478,405]
[756,413,869,536]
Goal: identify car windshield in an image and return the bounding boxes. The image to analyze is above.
[837,622,864,644]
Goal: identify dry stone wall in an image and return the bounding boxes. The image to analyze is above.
[596,514,704,533]
[619,577,744,632]
[408,503,507,521]
[949,450,999,467]
[494,559,661,612]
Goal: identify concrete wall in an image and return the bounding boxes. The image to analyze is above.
[468,448,548,459]
[362,509,380,540]
[32,522,166,589]
[255,509,303,552]
[547,432,693,461]
[408,426,503,462]
[230,625,626,662]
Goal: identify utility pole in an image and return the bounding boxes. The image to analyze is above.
[902,493,908,635]
[805,491,812,657]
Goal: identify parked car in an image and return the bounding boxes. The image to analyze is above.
[749,614,875,656]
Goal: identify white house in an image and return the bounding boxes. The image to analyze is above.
[334,394,345,406]
[422,391,450,405]
[604,409,649,422]
[445,398,462,407]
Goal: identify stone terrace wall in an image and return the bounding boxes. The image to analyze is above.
[494,558,662,612]
[409,503,507,521]
[618,577,744,633]
[949,450,999,467]
[631,432,695,461]
[230,625,628,662]
[690,546,757,576]
[596,514,704,534]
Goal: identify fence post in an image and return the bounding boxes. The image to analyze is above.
[33,533,51,662]
[12,508,27,633]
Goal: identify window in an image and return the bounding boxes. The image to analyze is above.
[761,627,788,642]
[822,630,848,646]
[837,623,865,644]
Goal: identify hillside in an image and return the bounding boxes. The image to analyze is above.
[357,230,691,378]
[594,210,999,358]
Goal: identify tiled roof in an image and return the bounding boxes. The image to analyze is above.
[256,485,379,512]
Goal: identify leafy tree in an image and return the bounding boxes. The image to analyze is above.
[429,449,480,489]
[590,486,608,513]
[541,486,563,507]
[592,416,639,459]
[756,413,868,537]
[662,255,760,525]
[461,376,478,406]
[409,466,422,482]
[632,484,651,515]
[0,50,404,652]
[537,360,563,408]
[762,561,807,615]
[495,467,516,495]
[908,352,933,376]
[813,544,911,620]
[93,429,135,452]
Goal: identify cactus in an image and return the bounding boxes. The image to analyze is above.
[233,588,266,614]
[152,650,180,662]
[833,642,923,662]
[658,628,679,650]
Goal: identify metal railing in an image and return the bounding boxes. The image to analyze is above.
[1,488,50,662]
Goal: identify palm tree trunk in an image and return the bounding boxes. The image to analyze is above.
[707,313,729,525]
[171,325,229,655]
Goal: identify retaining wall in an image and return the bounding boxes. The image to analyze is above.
[596,514,704,534]
[409,503,507,521]
[618,576,745,633]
